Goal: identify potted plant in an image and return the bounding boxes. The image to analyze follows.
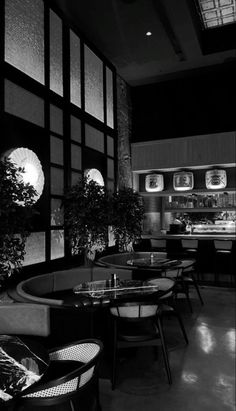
[0,158,37,290]
[110,187,144,252]
[64,177,109,272]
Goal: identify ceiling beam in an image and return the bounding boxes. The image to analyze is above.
[152,0,186,61]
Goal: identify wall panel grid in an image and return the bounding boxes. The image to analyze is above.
[2,0,117,269]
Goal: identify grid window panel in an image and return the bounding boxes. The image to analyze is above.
[51,167,64,195]
[5,0,44,84]
[71,144,82,170]
[51,230,65,260]
[198,0,236,28]
[51,198,64,226]
[107,179,115,193]
[71,116,81,143]
[70,30,81,108]
[5,79,44,127]
[107,135,114,157]
[107,158,114,179]
[84,46,104,122]
[50,136,63,165]
[23,232,46,265]
[50,10,63,96]
[106,67,114,129]
[71,171,82,187]
[50,104,63,135]
[85,124,104,153]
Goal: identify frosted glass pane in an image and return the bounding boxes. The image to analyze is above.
[50,104,63,135]
[5,0,44,84]
[51,230,65,260]
[50,10,63,96]
[107,158,114,179]
[51,198,64,226]
[84,46,104,122]
[71,144,82,170]
[70,30,81,108]
[71,115,81,143]
[106,67,114,128]
[23,232,46,266]
[71,171,82,186]
[107,135,114,157]
[51,167,64,195]
[5,79,44,127]
[85,124,104,153]
[50,136,63,165]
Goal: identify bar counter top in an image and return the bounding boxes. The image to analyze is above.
[142,234,236,240]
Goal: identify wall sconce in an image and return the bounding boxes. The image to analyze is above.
[205,169,227,189]
[7,147,45,203]
[145,174,164,192]
[173,171,194,191]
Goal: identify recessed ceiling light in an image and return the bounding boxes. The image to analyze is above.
[146,31,152,36]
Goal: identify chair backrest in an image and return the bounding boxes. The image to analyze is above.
[110,301,158,318]
[21,339,103,399]
[150,239,166,249]
[147,278,175,300]
[0,303,50,337]
[214,240,232,251]
[181,239,198,249]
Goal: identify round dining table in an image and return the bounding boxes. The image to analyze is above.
[0,335,49,406]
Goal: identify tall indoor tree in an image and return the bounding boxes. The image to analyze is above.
[0,158,37,289]
[64,177,109,264]
[110,187,144,252]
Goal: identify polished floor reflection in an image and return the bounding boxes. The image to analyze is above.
[100,286,235,411]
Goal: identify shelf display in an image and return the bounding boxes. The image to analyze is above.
[165,192,236,210]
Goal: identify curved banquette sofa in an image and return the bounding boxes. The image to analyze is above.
[15,265,133,306]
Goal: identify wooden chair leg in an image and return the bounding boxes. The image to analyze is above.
[157,316,172,385]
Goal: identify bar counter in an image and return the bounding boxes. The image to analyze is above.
[143,234,236,240]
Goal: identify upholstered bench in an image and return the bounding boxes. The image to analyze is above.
[15,265,132,306]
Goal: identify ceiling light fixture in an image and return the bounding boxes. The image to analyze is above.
[146,31,152,36]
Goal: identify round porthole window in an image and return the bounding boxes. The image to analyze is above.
[84,168,104,186]
[7,148,45,203]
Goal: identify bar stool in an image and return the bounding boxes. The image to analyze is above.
[214,240,233,286]
[181,239,200,281]
[181,239,198,259]
[150,238,167,252]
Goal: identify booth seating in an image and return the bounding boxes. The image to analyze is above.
[0,303,50,338]
[15,266,133,307]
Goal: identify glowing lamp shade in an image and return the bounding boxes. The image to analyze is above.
[145,174,164,192]
[85,168,104,186]
[205,169,227,189]
[173,172,194,191]
[8,148,45,202]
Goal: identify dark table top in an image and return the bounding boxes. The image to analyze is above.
[43,278,175,308]
[0,335,49,403]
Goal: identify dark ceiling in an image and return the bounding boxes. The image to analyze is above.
[51,0,236,86]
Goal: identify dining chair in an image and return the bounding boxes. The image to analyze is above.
[162,265,204,313]
[147,278,188,345]
[109,299,172,390]
[15,339,103,411]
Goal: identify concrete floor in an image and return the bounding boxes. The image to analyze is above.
[99,286,236,411]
